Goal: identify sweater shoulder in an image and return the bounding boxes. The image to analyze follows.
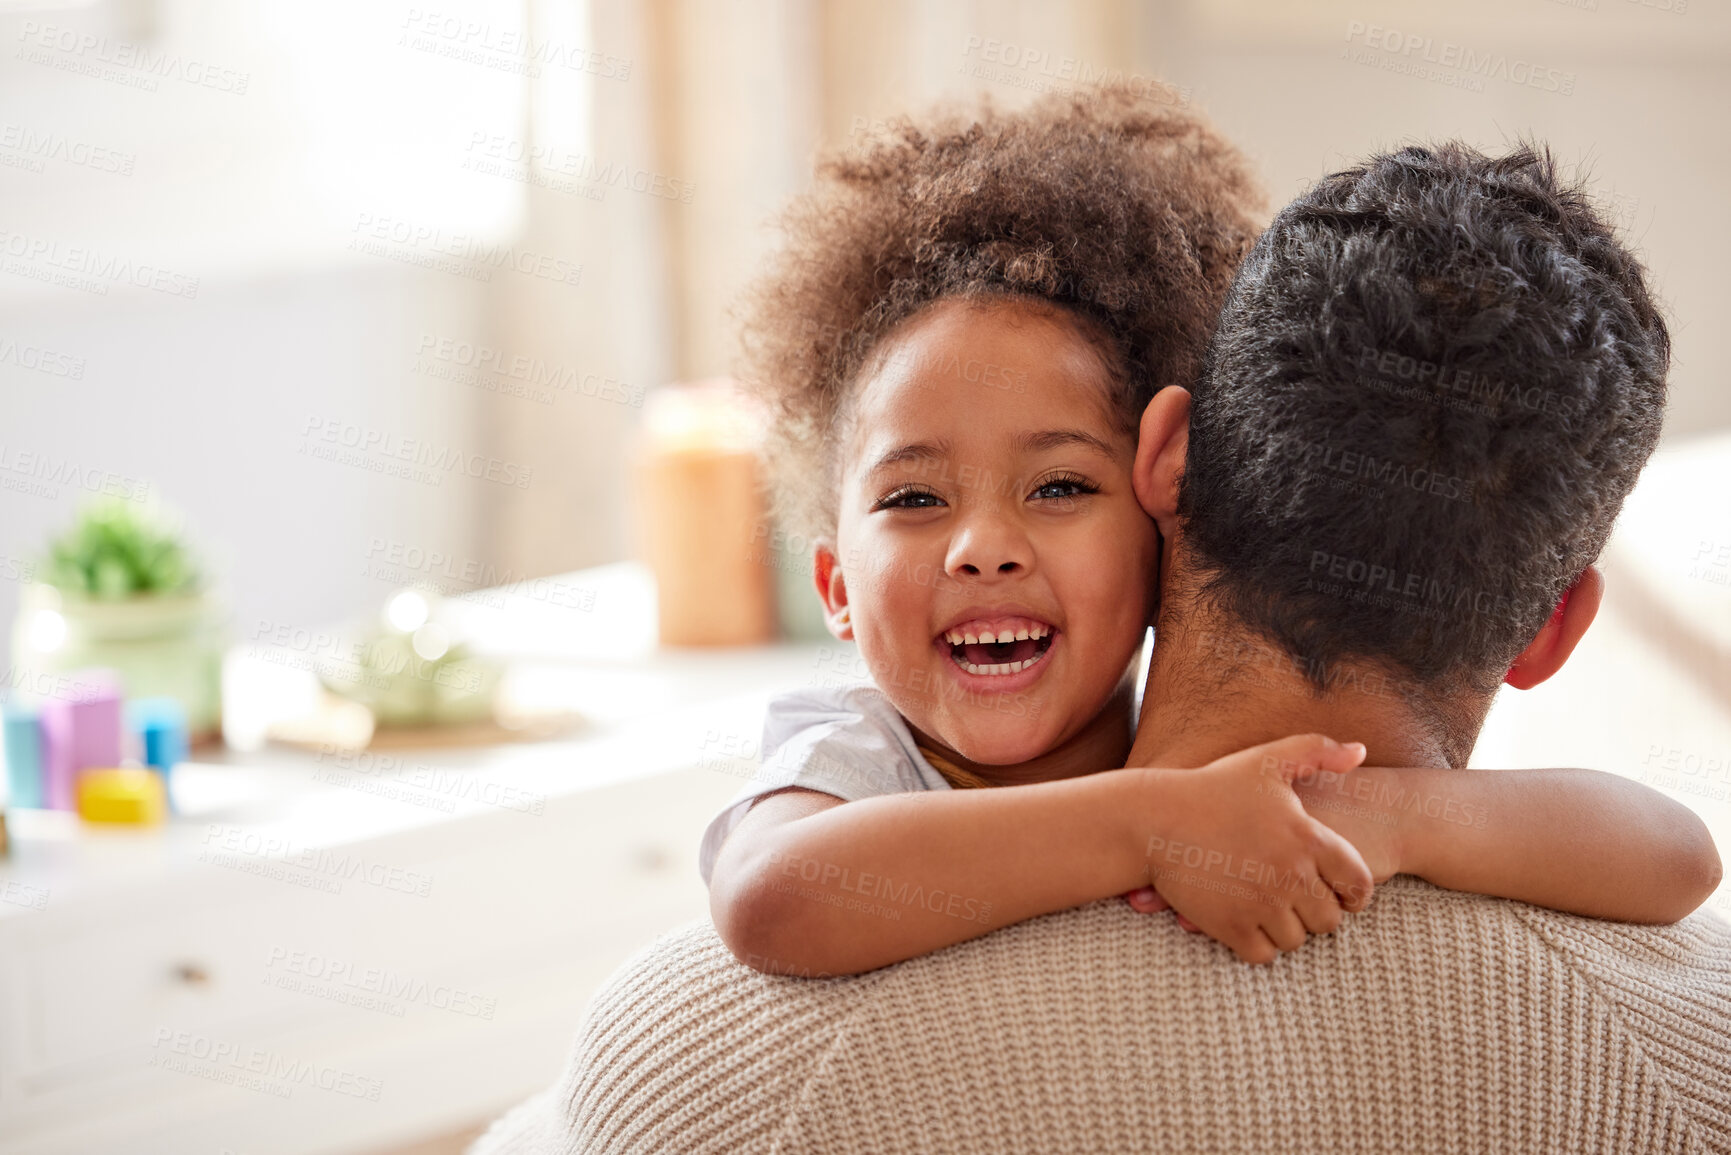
[779,882,1731,1153]
[555,920,882,1155]
[510,883,1731,1155]
[1505,899,1731,1147]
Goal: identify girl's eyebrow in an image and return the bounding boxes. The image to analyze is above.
[1015,429,1120,458]
[866,439,952,478]
[866,430,1119,480]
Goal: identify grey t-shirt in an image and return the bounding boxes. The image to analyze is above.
[697,684,952,883]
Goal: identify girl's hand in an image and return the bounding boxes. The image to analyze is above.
[1136,733,1376,965]
[1290,766,1404,884]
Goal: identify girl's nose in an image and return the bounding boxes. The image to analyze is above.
[944,512,1031,579]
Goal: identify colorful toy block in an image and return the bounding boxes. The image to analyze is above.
[3,703,43,809]
[76,767,167,825]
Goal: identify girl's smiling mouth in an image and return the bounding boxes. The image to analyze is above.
[937,616,1057,676]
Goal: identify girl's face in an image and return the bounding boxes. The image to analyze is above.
[815,298,1160,774]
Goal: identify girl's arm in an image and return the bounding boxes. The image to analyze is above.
[1293,765,1722,923]
[708,733,1375,976]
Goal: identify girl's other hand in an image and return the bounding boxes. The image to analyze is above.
[1124,886,1201,932]
[1138,733,1376,964]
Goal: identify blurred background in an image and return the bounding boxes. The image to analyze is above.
[3,0,1729,637]
[0,1,1727,1153]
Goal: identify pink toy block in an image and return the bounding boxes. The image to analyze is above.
[35,670,122,812]
[38,697,75,811]
[68,669,122,771]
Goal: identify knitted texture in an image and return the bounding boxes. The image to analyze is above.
[470,877,1731,1155]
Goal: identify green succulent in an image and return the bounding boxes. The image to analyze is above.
[320,627,500,726]
[42,498,200,599]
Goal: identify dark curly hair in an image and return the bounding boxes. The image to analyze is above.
[737,82,1267,538]
[1179,142,1669,694]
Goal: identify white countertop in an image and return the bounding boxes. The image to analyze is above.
[0,561,847,920]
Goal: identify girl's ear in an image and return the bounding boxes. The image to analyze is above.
[1133,386,1190,536]
[812,541,854,641]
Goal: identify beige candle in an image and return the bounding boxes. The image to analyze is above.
[633,381,777,646]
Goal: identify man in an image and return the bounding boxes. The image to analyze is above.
[471,143,1730,1154]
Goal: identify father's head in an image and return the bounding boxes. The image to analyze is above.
[1137,141,1669,762]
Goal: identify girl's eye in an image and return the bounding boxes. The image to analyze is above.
[873,486,946,512]
[1030,474,1100,502]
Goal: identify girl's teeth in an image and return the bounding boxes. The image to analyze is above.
[955,652,1046,676]
[940,620,1055,662]
[942,622,1052,645]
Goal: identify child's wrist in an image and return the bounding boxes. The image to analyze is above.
[1116,765,1177,891]
[1362,765,1420,877]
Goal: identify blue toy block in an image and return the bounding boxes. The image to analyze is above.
[127,696,188,770]
[126,696,188,814]
[3,703,44,809]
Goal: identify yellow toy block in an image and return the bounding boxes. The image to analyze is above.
[76,768,167,825]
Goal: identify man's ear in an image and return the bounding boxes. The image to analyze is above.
[1133,386,1191,535]
[812,541,854,641]
[1504,566,1603,690]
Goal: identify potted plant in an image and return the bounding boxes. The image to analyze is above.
[317,588,501,728]
[12,498,225,740]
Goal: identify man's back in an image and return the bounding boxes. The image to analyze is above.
[471,878,1731,1154]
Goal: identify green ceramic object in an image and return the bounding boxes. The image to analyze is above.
[13,585,226,739]
[13,500,224,738]
[317,628,501,728]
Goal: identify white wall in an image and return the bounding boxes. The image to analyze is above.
[780,0,1731,442]
[6,0,1727,654]
[0,0,532,643]
[0,264,488,641]
[1143,0,1731,440]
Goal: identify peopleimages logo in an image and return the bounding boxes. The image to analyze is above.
[150,1028,382,1101]
[0,123,135,175]
[398,9,633,81]
[264,946,498,1019]
[414,334,643,407]
[765,849,994,925]
[1260,430,1475,505]
[0,228,199,298]
[312,746,547,816]
[15,21,252,94]
[0,445,150,503]
[1306,551,1538,627]
[1342,21,1576,96]
[463,132,694,204]
[0,335,85,378]
[198,824,435,898]
[349,213,583,288]
[1352,345,1584,427]
[956,36,1190,106]
[299,416,535,489]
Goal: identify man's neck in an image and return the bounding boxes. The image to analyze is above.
[1127,605,1484,771]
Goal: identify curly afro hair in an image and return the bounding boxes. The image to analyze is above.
[1180,142,1669,694]
[737,82,1268,539]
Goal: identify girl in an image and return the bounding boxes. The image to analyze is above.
[702,84,1720,975]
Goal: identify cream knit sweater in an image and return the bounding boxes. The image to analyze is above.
[471,876,1731,1154]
